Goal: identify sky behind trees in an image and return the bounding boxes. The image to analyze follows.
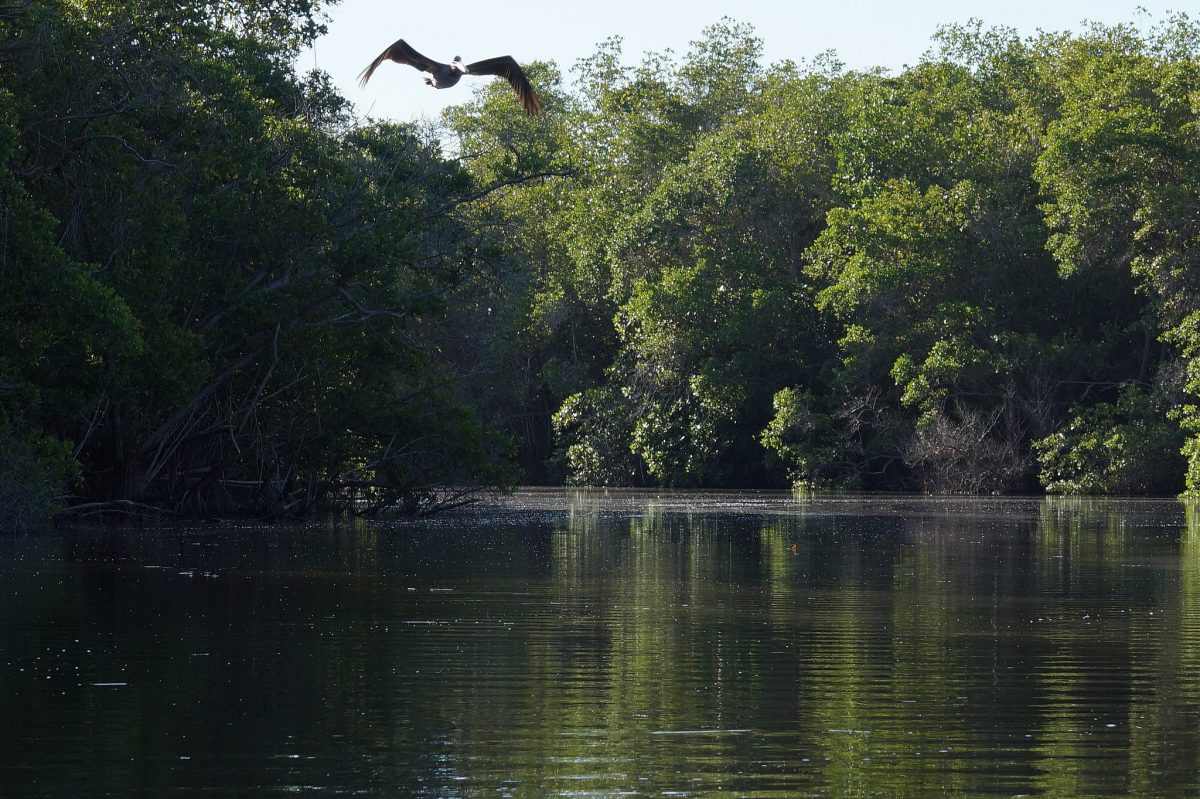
[303,0,1186,121]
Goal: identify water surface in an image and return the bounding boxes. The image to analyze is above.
[3,491,1200,797]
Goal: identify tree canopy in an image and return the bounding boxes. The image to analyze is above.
[0,0,519,524]
[445,14,1199,497]
[3,5,1199,525]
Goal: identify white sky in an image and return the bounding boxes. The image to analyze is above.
[300,1,1186,122]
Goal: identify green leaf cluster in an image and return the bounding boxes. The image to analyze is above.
[8,4,1200,510]
[0,0,518,518]
[1035,384,1185,495]
[447,13,1200,495]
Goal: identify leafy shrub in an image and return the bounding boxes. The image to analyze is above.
[0,429,76,531]
[1035,385,1185,495]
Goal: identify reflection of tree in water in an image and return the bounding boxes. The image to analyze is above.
[1031,497,1189,795]
[6,499,1200,795]
[1125,500,1200,793]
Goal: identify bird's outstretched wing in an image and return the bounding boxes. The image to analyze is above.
[358,39,441,87]
[464,55,542,115]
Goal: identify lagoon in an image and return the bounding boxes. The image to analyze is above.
[3,491,1199,796]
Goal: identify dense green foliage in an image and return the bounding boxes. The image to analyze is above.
[3,3,1199,523]
[445,15,1200,497]
[0,0,520,523]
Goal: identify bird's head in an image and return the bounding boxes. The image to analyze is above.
[452,55,465,72]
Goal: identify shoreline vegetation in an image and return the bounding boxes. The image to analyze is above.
[2,1,1199,527]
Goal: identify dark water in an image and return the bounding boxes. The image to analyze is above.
[3,491,1200,797]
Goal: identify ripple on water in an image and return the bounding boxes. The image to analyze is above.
[2,492,1199,797]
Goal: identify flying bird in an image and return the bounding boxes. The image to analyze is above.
[359,39,542,115]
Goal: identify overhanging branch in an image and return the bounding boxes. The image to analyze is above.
[417,169,575,225]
